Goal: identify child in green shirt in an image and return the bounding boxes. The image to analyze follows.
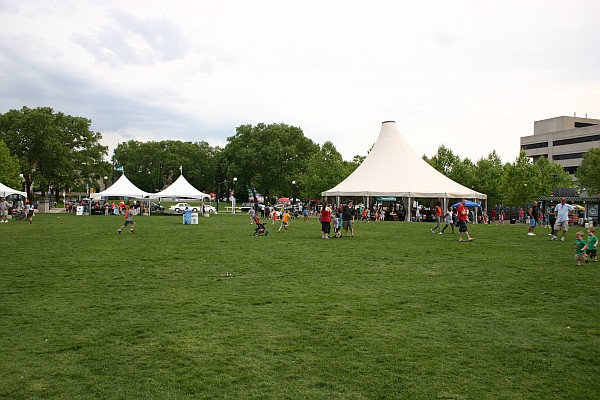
[586,227,598,262]
[574,231,588,267]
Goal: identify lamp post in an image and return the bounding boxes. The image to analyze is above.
[216,177,237,213]
[292,180,297,204]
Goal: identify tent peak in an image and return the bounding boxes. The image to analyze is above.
[382,120,396,124]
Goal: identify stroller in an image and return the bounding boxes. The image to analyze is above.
[253,216,269,236]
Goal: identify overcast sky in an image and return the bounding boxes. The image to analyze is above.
[1,0,599,163]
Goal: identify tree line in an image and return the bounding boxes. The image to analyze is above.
[1,106,598,206]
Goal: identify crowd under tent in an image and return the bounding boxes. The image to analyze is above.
[322,121,487,221]
[90,174,151,213]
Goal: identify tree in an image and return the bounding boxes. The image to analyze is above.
[0,107,109,197]
[576,147,600,195]
[220,123,319,201]
[533,155,574,196]
[112,140,219,193]
[0,140,21,188]
[298,141,356,200]
[424,145,460,175]
[473,150,505,207]
[501,150,541,206]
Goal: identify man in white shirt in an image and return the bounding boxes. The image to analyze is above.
[0,197,9,223]
[553,197,575,241]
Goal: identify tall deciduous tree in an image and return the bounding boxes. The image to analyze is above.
[220,123,319,201]
[576,147,600,195]
[534,155,574,196]
[501,150,541,206]
[298,141,356,200]
[424,145,460,175]
[473,150,505,207]
[0,140,21,188]
[112,140,219,193]
[0,107,109,197]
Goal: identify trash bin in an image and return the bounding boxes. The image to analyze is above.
[510,217,516,224]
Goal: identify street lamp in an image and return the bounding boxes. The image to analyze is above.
[292,180,297,204]
[216,177,237,213]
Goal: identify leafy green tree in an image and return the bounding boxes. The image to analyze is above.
[424,145,460,175]
[576,147,600,195]
[219,123,319,201]
[0,107,108,197]
[0,140,21,188]
[112,140,219,193]
[534,155,574,196]
[501,150,542,206]
[449,157,476,190]
[473,150,505,207]
[298,141,356,200]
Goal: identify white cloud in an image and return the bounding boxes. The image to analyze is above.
[1,0,599,164]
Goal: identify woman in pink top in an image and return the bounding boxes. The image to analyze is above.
[320,202,331,239]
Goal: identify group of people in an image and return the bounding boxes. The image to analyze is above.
[430,200,475,242]
[319,200,357,239]
[527,197,586,241]
[0,197,35,224]
[523,197,598,266]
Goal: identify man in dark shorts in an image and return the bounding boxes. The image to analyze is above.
[342,201,356,237]
[457,199,475,242]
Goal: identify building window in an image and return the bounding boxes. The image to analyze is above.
[553,152,586,161]
[553,134,600,146]
[521,142,548,150]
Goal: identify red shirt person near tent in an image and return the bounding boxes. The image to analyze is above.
[456,199,475,242]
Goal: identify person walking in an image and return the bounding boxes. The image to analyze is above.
[0,197,9,223]
[320,202,331,239]
[553,197,575,241]
[278,209,290,232]
[574,231,588,267]
[431,201,443,234]
[547,204,557,238]
[457,199,475,242]
[441,206,454,234]
[527,201,539,236]
[26,201,35,224]
[342,200,356,237]
[585,227,598,262]
[117,205,135,234]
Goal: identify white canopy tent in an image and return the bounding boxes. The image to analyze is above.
[149,175,210,211]
[90,174,151,199]
[322,121,487,221]
[0,182,27,198]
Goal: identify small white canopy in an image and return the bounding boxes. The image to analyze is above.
[149,175,210,200]
[0,182,27,198]
[90,174,150,199]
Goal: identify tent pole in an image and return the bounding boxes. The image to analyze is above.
[406,196,411,222]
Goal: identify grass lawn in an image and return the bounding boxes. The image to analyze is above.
[1,212,599,399]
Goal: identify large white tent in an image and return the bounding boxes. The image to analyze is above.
[0,182,27,198]
[322,121,486,221]
[149,175,210,200]
[90,174,150,199]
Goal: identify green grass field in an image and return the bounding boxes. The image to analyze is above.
[1,212,599,399]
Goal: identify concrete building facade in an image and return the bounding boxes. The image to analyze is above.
[520,116,600,175]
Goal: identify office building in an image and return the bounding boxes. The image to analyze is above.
[520,115,600,175]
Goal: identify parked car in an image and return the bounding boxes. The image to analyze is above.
[169,203,199,213]
[240,202,254,213]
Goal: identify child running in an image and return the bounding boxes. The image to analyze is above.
[278,209,290,232]
[574,231,588,266]
[586,227,598,262]
[117,205,135,234]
